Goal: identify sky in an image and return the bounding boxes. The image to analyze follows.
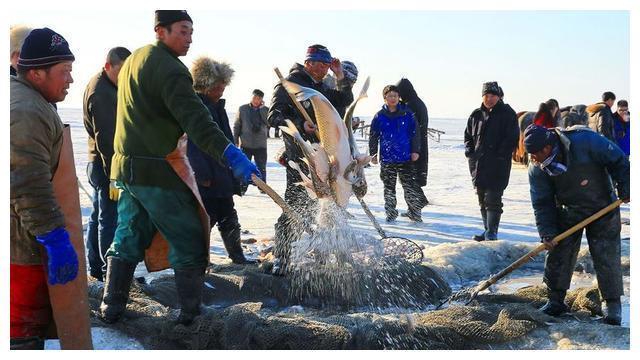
[5,2,631,119]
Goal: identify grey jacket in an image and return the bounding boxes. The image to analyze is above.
[10,75,66,265]
[233,103,268,149]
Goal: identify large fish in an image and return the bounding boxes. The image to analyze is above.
[279,80,357,208]
[343,76,371,199]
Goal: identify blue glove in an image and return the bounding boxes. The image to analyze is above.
[223,144,261,185]
[35,227,79,285]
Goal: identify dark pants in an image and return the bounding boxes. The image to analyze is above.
[544,207,623,300]
[86,161,117,280]
[476,187,504,214]
[199,188,245,261]
[241,147,267,182]
[273,162,317,265]
[380,162,427,218]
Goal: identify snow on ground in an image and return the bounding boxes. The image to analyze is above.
[58,108,631,348]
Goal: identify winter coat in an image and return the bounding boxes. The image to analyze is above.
[10,75,66,265]
[534,113,554,128]
[464,100,519,190]
[111,41,231,190]
[528,127,630,238]
[83,70,117,175]
[396,78,429,187]
[267,63,353,163]
[369,104,421,164]
[187,96,241,197]
[612,112,630,156]
[559,105,588,128]
[233,103,268,149]
[587,102,615,142]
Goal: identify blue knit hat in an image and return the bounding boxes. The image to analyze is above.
[524,124,555,153]
[17,28,74,70]
[305,44,332,64]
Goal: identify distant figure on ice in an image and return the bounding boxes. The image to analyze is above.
[9,24,32,76]
[369,85,427,223]
[464,81,519,241]
[267,44,354,274]
[396,78,430,204]
[100,10,260,326]
[234,89,269,184]
[587,91,617,142]
[524,124,630,325]
[612,99,630,158]
[11,28,90,349]
[187,56,256,265]
[83,46,131,281]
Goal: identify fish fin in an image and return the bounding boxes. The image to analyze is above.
[358,76,370,100]
[282,80,323,102]
[343,159,359,183]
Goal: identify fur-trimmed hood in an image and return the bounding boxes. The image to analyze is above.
[190,56,234,92]
[586,102,606,114]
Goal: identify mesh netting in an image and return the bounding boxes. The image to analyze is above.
[87,265,613,350]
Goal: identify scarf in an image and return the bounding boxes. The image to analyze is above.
[537,144,567,176]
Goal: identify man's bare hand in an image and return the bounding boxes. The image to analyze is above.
[411,153,419,161]
[371,154,378,165]
[330,58,344,80]
[541,236,556,250]
[303,120,316,134]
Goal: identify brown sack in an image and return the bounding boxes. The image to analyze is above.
[144,135,210,272]
[47,125,93,349]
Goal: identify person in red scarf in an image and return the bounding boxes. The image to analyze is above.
[533,101,556,128]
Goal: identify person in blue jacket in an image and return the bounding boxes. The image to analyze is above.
[612,100,630,157]
[524,124,630,325]
[369,85,427,222]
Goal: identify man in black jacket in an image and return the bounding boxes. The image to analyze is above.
[267,44,354,274]
[587,91,616,142]
[464,81,519,241]
[82,46,131,281]
[396,78,430,199]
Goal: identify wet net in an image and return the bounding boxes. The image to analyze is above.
[87,265,613,350]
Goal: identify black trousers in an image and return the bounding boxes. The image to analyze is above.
[475,187,504,214]
[544,207,623,300]
[273,162,317,264]
[241,147,267,182]
[380,162,427,217]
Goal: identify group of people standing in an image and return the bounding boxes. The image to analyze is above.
[9,9,630,350]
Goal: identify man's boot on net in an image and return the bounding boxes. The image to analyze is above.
[484,211,501,241]
[99,256,136,324]
[174,267,205,325]
[473,209,488,241]
[540,288,569,317]
[603,297,622,325]
[220,223,256,265]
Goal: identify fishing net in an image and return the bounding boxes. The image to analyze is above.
[87,264,617,350]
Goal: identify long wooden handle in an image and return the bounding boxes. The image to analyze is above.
[251,174,312,235]
[274,67,320,139]
[474,199,623,293]
[358,197,387,238]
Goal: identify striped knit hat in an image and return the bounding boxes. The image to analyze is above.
[17,28,74,70]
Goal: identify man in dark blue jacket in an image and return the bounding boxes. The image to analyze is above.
[464,81,519,241]
[612,100,630,157]
[187,56,255,265]
[83,46,131,281]
[369,85,426,222]
[524,124,630,325]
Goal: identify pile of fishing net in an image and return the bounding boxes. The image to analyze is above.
[86,263,618,350]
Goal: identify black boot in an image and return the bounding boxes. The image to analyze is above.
[540,288,569,316]
[10,337,45,350]
[603,298,622,325]
[174,267,205,325]
[100,256,136,324]
[485,211,501,241]
[220,223,256,264]
[473,209,487,241]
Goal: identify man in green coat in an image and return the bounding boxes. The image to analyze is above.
[100,10,260,326]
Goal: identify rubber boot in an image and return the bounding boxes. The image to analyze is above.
[484,211,501,241]
[99,256,136,324]
[220,224,256,265]
[10,337,45,350]
[174,267,205,325]
[540,288,569,316]
[603,298,622,325]
[473,209,487,241]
